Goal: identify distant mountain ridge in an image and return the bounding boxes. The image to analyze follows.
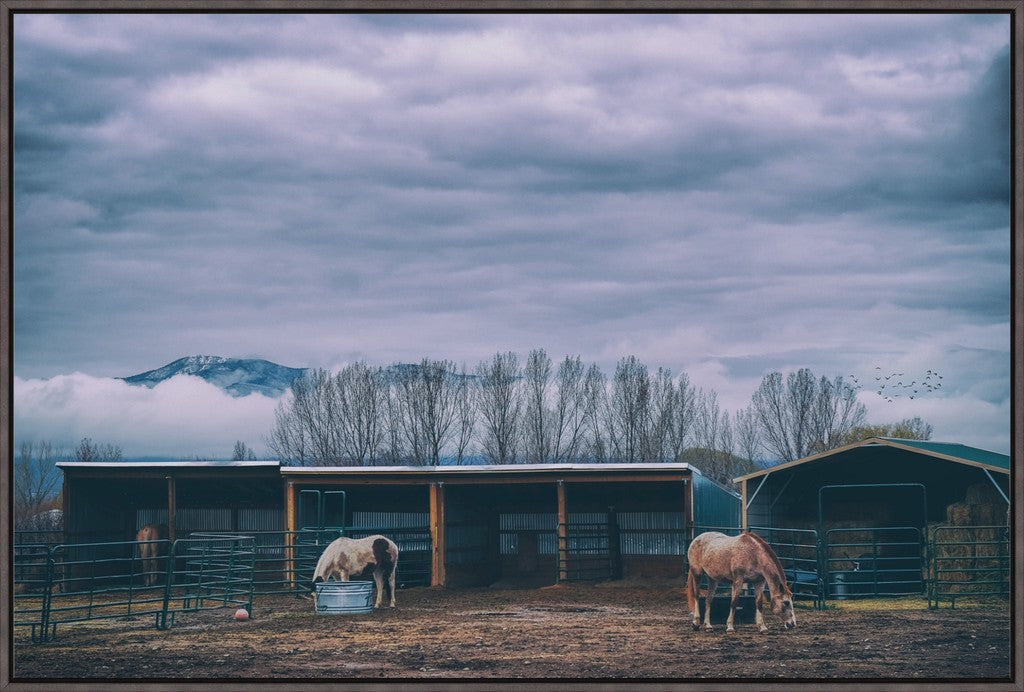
[121,356,310,398]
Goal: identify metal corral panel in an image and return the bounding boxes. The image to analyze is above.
[691,471,741,529]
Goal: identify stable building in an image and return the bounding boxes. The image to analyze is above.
[54,461,740,588]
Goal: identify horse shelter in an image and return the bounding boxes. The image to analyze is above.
[15,460,742,641]
[734,437,1011,607]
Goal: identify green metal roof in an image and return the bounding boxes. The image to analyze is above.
[874,438,1010,471]
[734,436,1010,482]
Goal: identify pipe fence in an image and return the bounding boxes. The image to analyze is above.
[14,534,255,643]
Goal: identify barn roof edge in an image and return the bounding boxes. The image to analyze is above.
[732,437,1010,484]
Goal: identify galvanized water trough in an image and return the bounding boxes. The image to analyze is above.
[315,581,376,615]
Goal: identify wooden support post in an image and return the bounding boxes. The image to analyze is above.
[166,475,177,541]
[557,480,568,582]
[285,481,296,590]
[430,482,446,587]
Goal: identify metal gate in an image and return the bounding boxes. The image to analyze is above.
[558,511,622,582]
[819,483,928,600]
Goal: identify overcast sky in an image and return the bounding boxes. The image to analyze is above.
[12,13,1012,458]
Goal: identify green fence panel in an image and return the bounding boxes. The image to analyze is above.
[928,525,1010,609]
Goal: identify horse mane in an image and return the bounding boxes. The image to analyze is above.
[745,531,790,593]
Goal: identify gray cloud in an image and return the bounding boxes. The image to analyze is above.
[12,13,1012,455]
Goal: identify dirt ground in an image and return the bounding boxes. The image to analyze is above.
[12,581,1012,683]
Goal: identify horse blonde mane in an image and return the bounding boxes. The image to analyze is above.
[745,531,790,594]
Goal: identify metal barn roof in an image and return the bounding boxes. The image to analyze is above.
[734,437,1010,483]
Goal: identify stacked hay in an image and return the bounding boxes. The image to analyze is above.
[928,483,1009,595]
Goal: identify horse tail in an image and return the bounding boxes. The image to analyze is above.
[685,565,699,612]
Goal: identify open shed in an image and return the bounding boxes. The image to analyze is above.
[736,437,1009,531]
[279,463,740,587]
[734,437,1010,600]
[57,460,285,544]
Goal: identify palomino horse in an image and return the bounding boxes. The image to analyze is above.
[312,535,399,609]
[686,531,796,633]
[136,523,169,586]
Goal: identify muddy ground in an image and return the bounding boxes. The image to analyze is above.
[12,582,1012,683]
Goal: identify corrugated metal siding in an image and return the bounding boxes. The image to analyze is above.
[351,511,428,529]
[618,511,686,555]
[349,512,431,553]
[136,509,168,528]
[692,472,741,529]
[500,513,557,555]
[238,508,285,555]
[176,508,233,533]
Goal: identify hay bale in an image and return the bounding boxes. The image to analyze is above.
[946,502,972,526]
[965,482,1002,505]
[970,503,1000,526]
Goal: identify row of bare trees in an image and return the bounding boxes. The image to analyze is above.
[266,350,898,485]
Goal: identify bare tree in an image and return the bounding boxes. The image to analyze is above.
[549,355,591,463]
[452,364,477,464]
[75,437,122,463]
[15,441,63,529]
[605,356,651,463]
[476,351,522,464]
[812,375,867,453]
[231,440,257,461]
[669,372,698,462]
[582,363,609,463]
[752,368,867,463]
[266,369,341,465]
[522,349,554,464]
[733,405,761,472]
[267,392,312,465]
[334,362,387,465]
[391,359,463,466]
[693,388,723,476]
[643,367,677,463]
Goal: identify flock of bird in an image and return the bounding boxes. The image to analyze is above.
[847,367,943,403]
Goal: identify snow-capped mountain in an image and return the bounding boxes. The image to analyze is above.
[121,356,309,398]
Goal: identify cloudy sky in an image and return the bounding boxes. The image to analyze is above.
[12,13,1012,458]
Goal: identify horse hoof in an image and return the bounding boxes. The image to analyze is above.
[692,623,700,631]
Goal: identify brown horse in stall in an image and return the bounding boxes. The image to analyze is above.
[686,531,796,633]
[136,523,170,586]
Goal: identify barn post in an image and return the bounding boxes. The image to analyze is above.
[285,481,296,590]
[165,475,176,541]
[557,480,568,582]
[430,482,446,587]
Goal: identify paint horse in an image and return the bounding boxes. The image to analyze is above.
[136,523,169,586]
[312,535,399,609]
[686,531,796,633]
